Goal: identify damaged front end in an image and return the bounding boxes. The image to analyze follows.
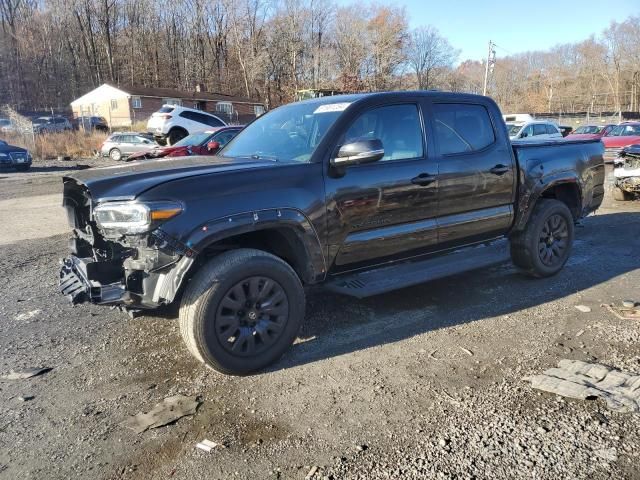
[614,150,640,195]
[59,179,194,309]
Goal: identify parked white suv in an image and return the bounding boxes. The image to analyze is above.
[147,105,227,145]
[507,121,563,141]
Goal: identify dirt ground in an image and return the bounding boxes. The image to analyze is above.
[0,161,639,480]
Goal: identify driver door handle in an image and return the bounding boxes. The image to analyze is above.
[411,173,437,186]
[489,164,510,175]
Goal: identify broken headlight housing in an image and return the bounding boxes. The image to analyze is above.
[93,201,182,235]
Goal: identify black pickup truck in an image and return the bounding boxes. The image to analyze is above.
[59,91,605,375]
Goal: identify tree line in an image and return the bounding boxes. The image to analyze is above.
[0,0,639,115]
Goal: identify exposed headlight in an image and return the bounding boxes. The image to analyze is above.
[93,201,182,234]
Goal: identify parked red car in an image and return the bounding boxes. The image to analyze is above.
[127,126,243,161]
[565,124,615,140]
[600,122,640,161]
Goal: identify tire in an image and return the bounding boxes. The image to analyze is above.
[16,164,30,172]
[613,186,631,201]
[510,199,575,278]
[179,248,305,375]
[109,148,122,161]
[167,129,187,145]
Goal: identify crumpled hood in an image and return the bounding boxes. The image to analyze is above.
[65,155,276,201]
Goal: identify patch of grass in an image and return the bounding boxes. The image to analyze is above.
[1,131,108,159]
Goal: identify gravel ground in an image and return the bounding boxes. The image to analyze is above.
[0,164,639,479]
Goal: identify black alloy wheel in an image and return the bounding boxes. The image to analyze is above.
[538,213,569,267]
[214,276,289,357]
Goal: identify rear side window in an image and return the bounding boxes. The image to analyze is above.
[180,111,224,127]
[546,124,558,135]
[432,104,495,155]
[344,104,424,162]
[533,124,547,136]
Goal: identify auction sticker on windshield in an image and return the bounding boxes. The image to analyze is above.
[314,103,351,114]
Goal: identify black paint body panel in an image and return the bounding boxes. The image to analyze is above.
[62,91,604,307]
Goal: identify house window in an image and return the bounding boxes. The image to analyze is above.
[110,99,118,110]
[132,96,142,109]
[163,98,182,106]
[216,102,233,114]
[254,105,265,116]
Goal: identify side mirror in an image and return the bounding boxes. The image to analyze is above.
[331,138,384,167]
[207,141,221,152]
[520,132,528,138]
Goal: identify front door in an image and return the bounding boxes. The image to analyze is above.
[325,102,439,269]
[429,102,516,247]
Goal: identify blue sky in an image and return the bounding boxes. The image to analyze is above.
[359,0,639,61]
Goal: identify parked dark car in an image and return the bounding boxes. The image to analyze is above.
[59,91,605,375]
[0,140,32,171]
[127,126,243,161]
[76,116,109,132]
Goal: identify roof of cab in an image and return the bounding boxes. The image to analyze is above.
[293,90,493,106]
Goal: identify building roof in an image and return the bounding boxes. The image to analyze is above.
[114,84,262,105]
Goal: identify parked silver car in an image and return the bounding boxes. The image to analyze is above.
[31,116,72,134]
[100,132,157,161]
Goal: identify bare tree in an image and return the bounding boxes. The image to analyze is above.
[406,26,458,90]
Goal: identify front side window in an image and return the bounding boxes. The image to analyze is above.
[521,125,534,138]
[433,103,496,154]
[222,101,348,162]
[344,104,424,161]
[533,124,547,136]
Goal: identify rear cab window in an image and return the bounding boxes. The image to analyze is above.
[432,103,496,155]
[158,107,174,114]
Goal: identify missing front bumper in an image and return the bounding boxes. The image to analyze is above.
[59,257,127,305]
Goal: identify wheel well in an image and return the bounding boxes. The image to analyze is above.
[199,228,312,283]
[540,183,581,219]
[169,127,188,135]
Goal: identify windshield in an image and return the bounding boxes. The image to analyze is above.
[221,101,349,162]
[574,125,601,134]
[507,124,522,136]
[174,131,212,147]
[608,124,640,136]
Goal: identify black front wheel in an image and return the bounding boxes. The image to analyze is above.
[510,199,575,277]
[179,249,305,375]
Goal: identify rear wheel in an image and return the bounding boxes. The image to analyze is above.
[179,249,305,375]
[613,186,631,201]
[109,148,122,161]
[510,199,574,278]
[167,128,187,145]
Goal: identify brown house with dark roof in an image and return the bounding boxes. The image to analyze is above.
[70,83,265,128]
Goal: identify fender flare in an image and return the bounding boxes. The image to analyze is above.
[513,173,583,231]
[184,207,327,283]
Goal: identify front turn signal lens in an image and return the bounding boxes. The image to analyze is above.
[151,208,182,221]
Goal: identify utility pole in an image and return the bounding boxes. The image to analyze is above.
[483,40,496,96]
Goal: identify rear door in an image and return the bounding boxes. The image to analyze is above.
[325,101,439,268]
[429,102,516,247]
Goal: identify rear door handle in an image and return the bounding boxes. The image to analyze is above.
[489,164,510,175]
[411,173,437,186]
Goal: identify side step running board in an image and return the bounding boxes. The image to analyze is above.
[324,239,510,298]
